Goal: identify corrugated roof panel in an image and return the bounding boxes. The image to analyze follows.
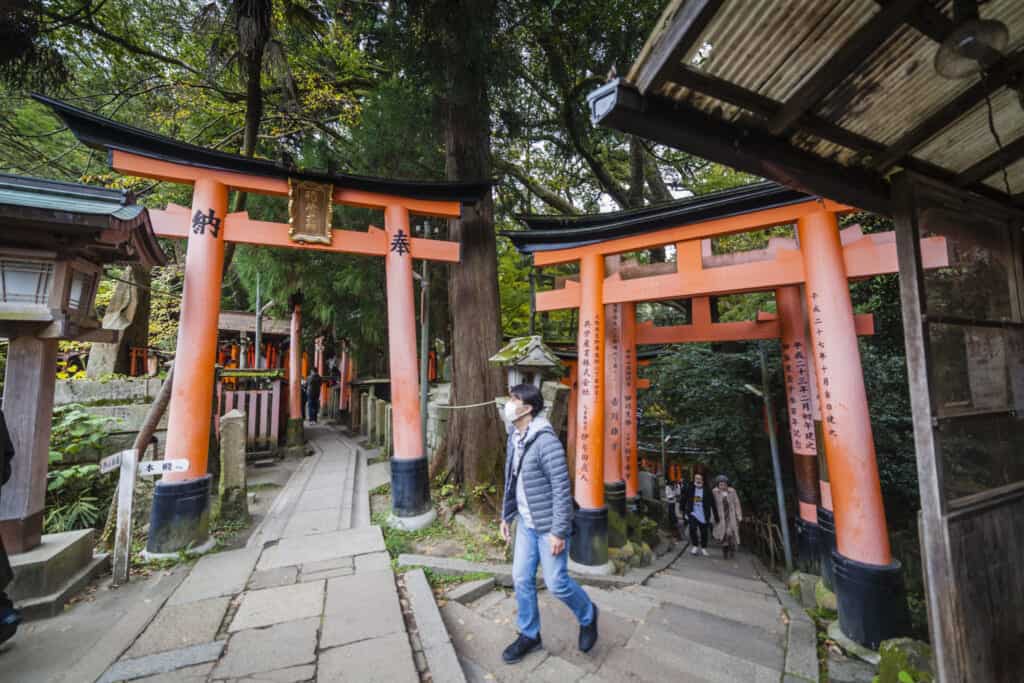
[655,82,746,123]
[913,87,1024,173]
[692,0,877,101]
[819,0,1024,150]
[982,156,1024,195]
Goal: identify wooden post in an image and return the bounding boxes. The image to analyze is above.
[146,176,226,555]
[384,205,433,529]
[603,288,626,548]
[777,285,823,573]
[621,302,639,504]
[112,449,138,586]
[0,336,58,553]
[571,252,611,572]
[799,209,906,647]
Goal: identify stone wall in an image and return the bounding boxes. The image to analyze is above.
[53,378,169,463]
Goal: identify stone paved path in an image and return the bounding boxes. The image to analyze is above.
[99,424,420,683]
[442,547,820,683]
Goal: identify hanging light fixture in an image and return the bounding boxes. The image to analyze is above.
[934,0,1010,79]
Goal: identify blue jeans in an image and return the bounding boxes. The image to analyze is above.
[512,516,594,640]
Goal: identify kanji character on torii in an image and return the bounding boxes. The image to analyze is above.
[37,95,488,555]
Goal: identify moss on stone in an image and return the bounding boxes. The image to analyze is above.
[815,578,838,612]
[877,638,934,683]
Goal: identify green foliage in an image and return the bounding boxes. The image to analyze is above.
[44,464,115,533]
[49,404,114,463]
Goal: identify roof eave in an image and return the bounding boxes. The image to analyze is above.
[33,94,492,206]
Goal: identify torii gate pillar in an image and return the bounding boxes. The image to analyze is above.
[798,210,908,648]
[570,253,613,573]
[384,205,435,531]
[146,178,227,556]
[603,299,627,548]
[287,295,304,448]
[776,285,823,574]
[621,302,640,516]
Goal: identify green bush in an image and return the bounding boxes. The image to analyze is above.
[45,464,116,533]
[45,404,117,533]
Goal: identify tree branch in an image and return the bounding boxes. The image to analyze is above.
[494,157,579,215]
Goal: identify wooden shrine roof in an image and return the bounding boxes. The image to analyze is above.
[218,311,291,338]
[34,95,492,206]
[506,181,810,253]
[588,0,1024,216]
[0,173,166,266]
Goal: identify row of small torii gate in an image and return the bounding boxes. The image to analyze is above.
[43,97,946,650]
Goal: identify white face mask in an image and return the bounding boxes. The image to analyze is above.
[504,400,527,422]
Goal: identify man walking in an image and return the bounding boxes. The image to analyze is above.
[499,383,598,664]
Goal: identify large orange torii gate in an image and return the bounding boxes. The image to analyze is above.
[507,178,947,633]
[38,96,489,554]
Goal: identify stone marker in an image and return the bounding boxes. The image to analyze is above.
[217,409,248,524]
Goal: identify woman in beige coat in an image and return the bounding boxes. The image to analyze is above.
[711,475,742,559]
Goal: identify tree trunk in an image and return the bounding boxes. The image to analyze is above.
[434,0,505,494]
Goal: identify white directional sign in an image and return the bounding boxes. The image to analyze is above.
[138,459,189,476]
[104,450,190,587]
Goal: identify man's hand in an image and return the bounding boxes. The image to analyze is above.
[549,535,565,555]
[500,519,511,544]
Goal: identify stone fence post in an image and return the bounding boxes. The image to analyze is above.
[217,409,248,523]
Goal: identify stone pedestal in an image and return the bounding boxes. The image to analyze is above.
[8,529,109,620]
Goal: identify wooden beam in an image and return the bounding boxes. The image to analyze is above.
[873,50,1024,173]
[531,198,850,266]
[534,231,948,311]
[658,63,889,156]
[635,311,874,345]
[633,0,723,94]
[148,208,460,262]
[588,80,893,216]
[955,135,1024,188]
[113,150,465,218]
[768,0,924,136]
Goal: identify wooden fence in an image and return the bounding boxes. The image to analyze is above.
[217,379,283,456]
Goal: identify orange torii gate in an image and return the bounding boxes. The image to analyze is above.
[38,96,488,554]
[508,180,947,639]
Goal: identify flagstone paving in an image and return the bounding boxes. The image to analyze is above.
[94,422,818,683]
[442,548,820,683]
[98,424,423,683]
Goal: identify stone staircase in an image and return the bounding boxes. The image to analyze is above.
[441,548,819,683]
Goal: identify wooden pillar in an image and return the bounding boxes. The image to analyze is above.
[603,292,626,547]
[621,302,639,503]
[799,210,906,646]
[777,285,824,573]
[571,252,610,571]
[163,177,227,482]
[301,351,309,378]
[286,297,303,448]
[148,177,226,555]
[384,205,432,528]
[565,361,578,494]
[0,336,58,553]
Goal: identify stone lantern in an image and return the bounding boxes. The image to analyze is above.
[0,174,165,615]
[489,335,563,391]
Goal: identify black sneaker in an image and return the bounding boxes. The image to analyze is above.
[579,603,599,653]
[0,607,21,648]
[502,633,542,664]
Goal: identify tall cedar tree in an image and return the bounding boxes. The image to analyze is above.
[405,0,505,495]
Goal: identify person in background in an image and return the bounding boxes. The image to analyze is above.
[305,368,322,424]
[0,409,22,647]
[663,478,680,540]
[712,475,743,559]
[499,384,599,664]
[679,471,719,556]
